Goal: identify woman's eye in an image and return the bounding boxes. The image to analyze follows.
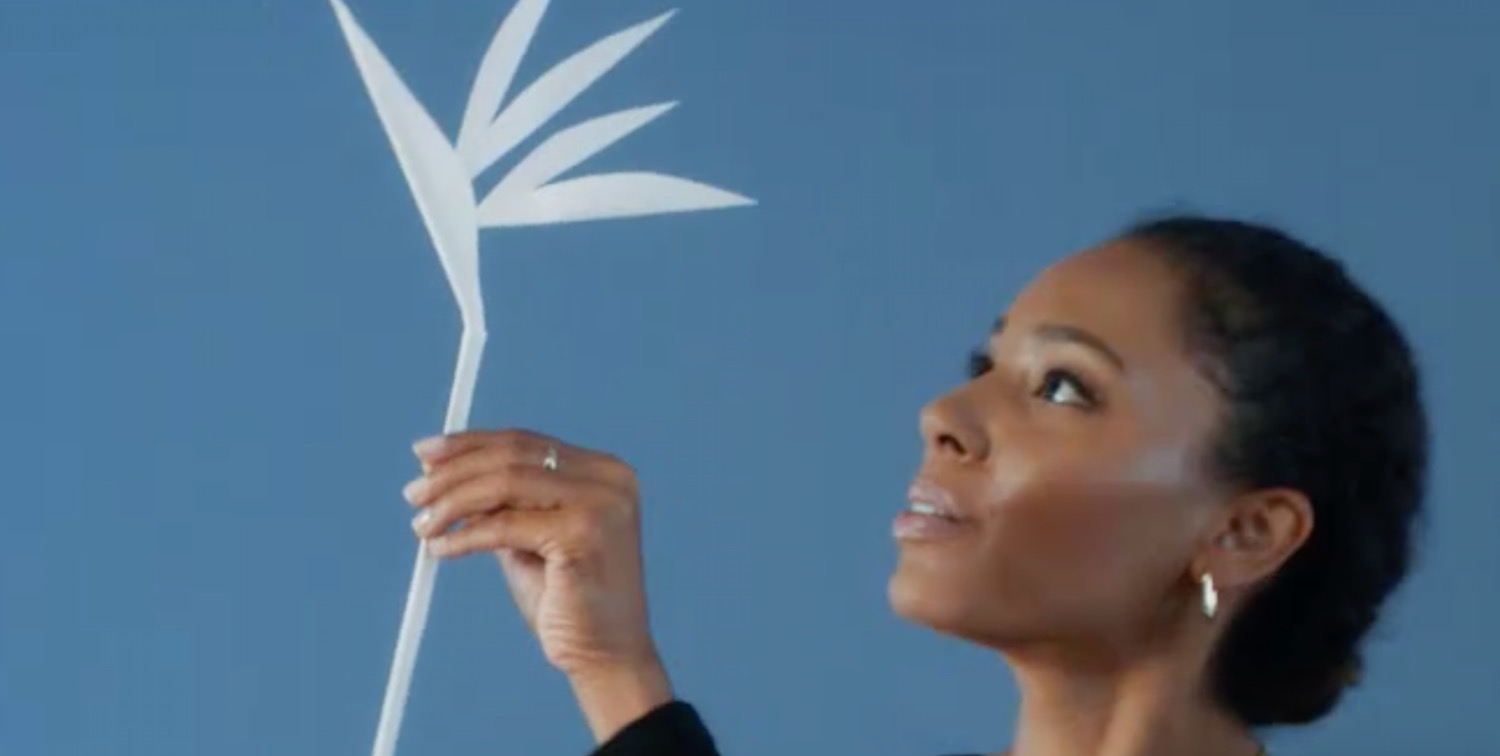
[1037,369,1096,408]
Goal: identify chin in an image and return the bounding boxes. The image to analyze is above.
[889,552,984,638]
[887,551,1034,650]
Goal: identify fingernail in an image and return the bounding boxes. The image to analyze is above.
[426,535,448,555]
[403,477,431,504]
[413,436,445,458]
[411,509,433,535]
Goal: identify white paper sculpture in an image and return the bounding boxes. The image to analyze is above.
[328,1,755,753]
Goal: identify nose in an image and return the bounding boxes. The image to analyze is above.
[919,390,990,463]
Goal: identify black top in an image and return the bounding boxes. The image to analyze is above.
[592,700,980,756]
[591,701,719,756]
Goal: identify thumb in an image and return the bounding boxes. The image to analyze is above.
[495,548,546,617]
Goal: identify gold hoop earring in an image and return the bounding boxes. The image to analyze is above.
[1200,573,1218,620]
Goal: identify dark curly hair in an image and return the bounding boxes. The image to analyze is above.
[1120,214,1429,727]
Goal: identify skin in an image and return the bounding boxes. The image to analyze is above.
[402,239,1314,755]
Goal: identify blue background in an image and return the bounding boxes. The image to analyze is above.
[2,0,1497,754]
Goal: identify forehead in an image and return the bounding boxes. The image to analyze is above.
[1004,239,1188,362]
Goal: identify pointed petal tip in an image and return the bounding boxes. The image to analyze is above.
[463,8,685,176]
[478,172,756,227]
[640,8,679,32]
[712,189,757,207]
[455,0,555,158]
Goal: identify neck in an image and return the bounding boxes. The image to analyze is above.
[1000,645,1258,756]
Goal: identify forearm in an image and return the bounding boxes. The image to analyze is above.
[571,660,720,756]
[570,660,675,743]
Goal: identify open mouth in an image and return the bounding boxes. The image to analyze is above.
[905,500,961,521]
[894,489,973,541]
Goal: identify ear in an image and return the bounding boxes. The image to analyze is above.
[1196,487,1314,593]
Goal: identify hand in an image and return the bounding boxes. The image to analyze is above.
[411,432,663,672]
[403,429,672,739]
[405,428,657,673]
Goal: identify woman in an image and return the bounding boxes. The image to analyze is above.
[402,215,1427,756]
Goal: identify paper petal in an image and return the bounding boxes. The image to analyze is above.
[478,171,755,228]
[478,102,676,212]
[330,0,483,323]
[466,10,677,177]
[455,0,551,169]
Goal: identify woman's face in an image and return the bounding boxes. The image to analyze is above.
[889,239,1230,650]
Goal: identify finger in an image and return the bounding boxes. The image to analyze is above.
[411,430,495,468]
[413,463,593,538]
[406,431,547,507]
[413,437,606,506]
[495,548,547,598]
[497,547,542,573]
[407,445,531,508]
[413,428,549,467]
[407,432,625,507]
[428,506,581,559]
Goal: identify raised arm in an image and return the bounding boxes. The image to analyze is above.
[401,428,722,754]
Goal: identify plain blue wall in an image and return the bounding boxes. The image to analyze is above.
[1,1,1496,754]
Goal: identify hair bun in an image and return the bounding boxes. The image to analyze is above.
[1124,215,1427,728]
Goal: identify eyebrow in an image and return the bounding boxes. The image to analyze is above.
[990,316,1126,370]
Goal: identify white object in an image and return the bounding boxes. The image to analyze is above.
[327,2,755,754]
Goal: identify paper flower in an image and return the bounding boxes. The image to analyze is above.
[328,1,754,753]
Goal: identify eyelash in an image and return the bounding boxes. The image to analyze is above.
[966,348,1099,409]
[966,348,994,380]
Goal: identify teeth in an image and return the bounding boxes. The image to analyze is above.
[909,502,942,516]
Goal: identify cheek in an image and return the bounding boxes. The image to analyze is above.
[983,451,1202,597]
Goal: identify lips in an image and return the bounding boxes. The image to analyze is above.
[894,479,974,541]
[905,479,966,521]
